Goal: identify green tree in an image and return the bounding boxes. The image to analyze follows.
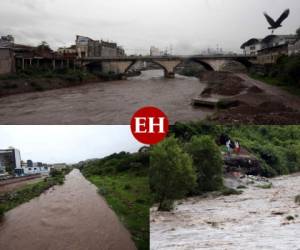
[37,41,52,52]
[150,137,196,211]
[186,136,223,193]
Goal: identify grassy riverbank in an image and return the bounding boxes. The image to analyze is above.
[0,68,121,97]
[250,73,300,96]
[87,173,149,250]
[0,168,71,218]
[171,123,300,177]
[250,55,300,96]
[79,150,150,250]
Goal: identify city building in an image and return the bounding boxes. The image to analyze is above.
[75,35,126,58]
[0,148,22,175]
[57,45,77,55]
[52,163,67,171]
[241,34,298,64]
[23,164,50,175]
[241,38,263,55]
[289,40,300,55]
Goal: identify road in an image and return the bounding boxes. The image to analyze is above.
[0,169,136,250]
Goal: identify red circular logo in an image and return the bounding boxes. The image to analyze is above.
[131,106,169,145]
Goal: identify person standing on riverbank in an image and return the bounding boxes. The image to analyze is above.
[226,140,232,156]
[235,141,241,155]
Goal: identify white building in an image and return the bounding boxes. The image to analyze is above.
[0,147,22,175]
[241,35,297,56]
[241,38,263,55]
[23,165,50,175]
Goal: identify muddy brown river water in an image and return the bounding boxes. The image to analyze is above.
[0,70,209,124]
[0,169,136,250]
[151,173,300,250]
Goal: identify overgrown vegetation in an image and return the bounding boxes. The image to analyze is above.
[0,168,71,218]
[171,123,300,177]
[150,134,229,211]
[0,68,122,96]
[251,55,300,96]
[150,137,196,211]
[0,68,121,82]
[186,136,223,193]
[79,150,150,250]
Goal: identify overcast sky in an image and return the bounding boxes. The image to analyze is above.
[0,126,142,164]
[0,0,299,54]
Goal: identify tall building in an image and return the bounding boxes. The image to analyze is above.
[75,35,125,58]
[0,148,21,174]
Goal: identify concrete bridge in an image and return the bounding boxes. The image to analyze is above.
[79,55,257,78]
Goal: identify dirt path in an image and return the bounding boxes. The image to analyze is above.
[0,169,136,250]
[237,74,300,110]
[151,173,300,250]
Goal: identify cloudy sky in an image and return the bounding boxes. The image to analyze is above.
[0,0,299,54]
[0,126,142,164]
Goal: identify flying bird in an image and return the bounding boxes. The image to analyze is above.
[263,9,290,34]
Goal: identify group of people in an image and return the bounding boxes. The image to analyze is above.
[226,139,240,156]
[219,133,241,156]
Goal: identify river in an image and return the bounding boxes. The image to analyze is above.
[0,70,209,124]
[0,169,136,250]
[150,173,300,250]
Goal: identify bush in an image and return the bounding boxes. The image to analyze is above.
[186,136,224,193]
[150,137,196,211]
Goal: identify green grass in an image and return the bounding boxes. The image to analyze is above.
[87,173,149,250]
[250,74,300,97]
[0,176,65,217]
[0,169,71,218]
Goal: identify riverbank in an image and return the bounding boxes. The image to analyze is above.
[151,172,300,250]
[250,73,300,97]
[87,173,149,250]
[193,71,300,124]
[0,69,122,98]
[0,168,71,218]
[79,150,150,250]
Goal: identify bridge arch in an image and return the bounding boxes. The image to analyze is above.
[185,58,215,71]
[124,59,169,74]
